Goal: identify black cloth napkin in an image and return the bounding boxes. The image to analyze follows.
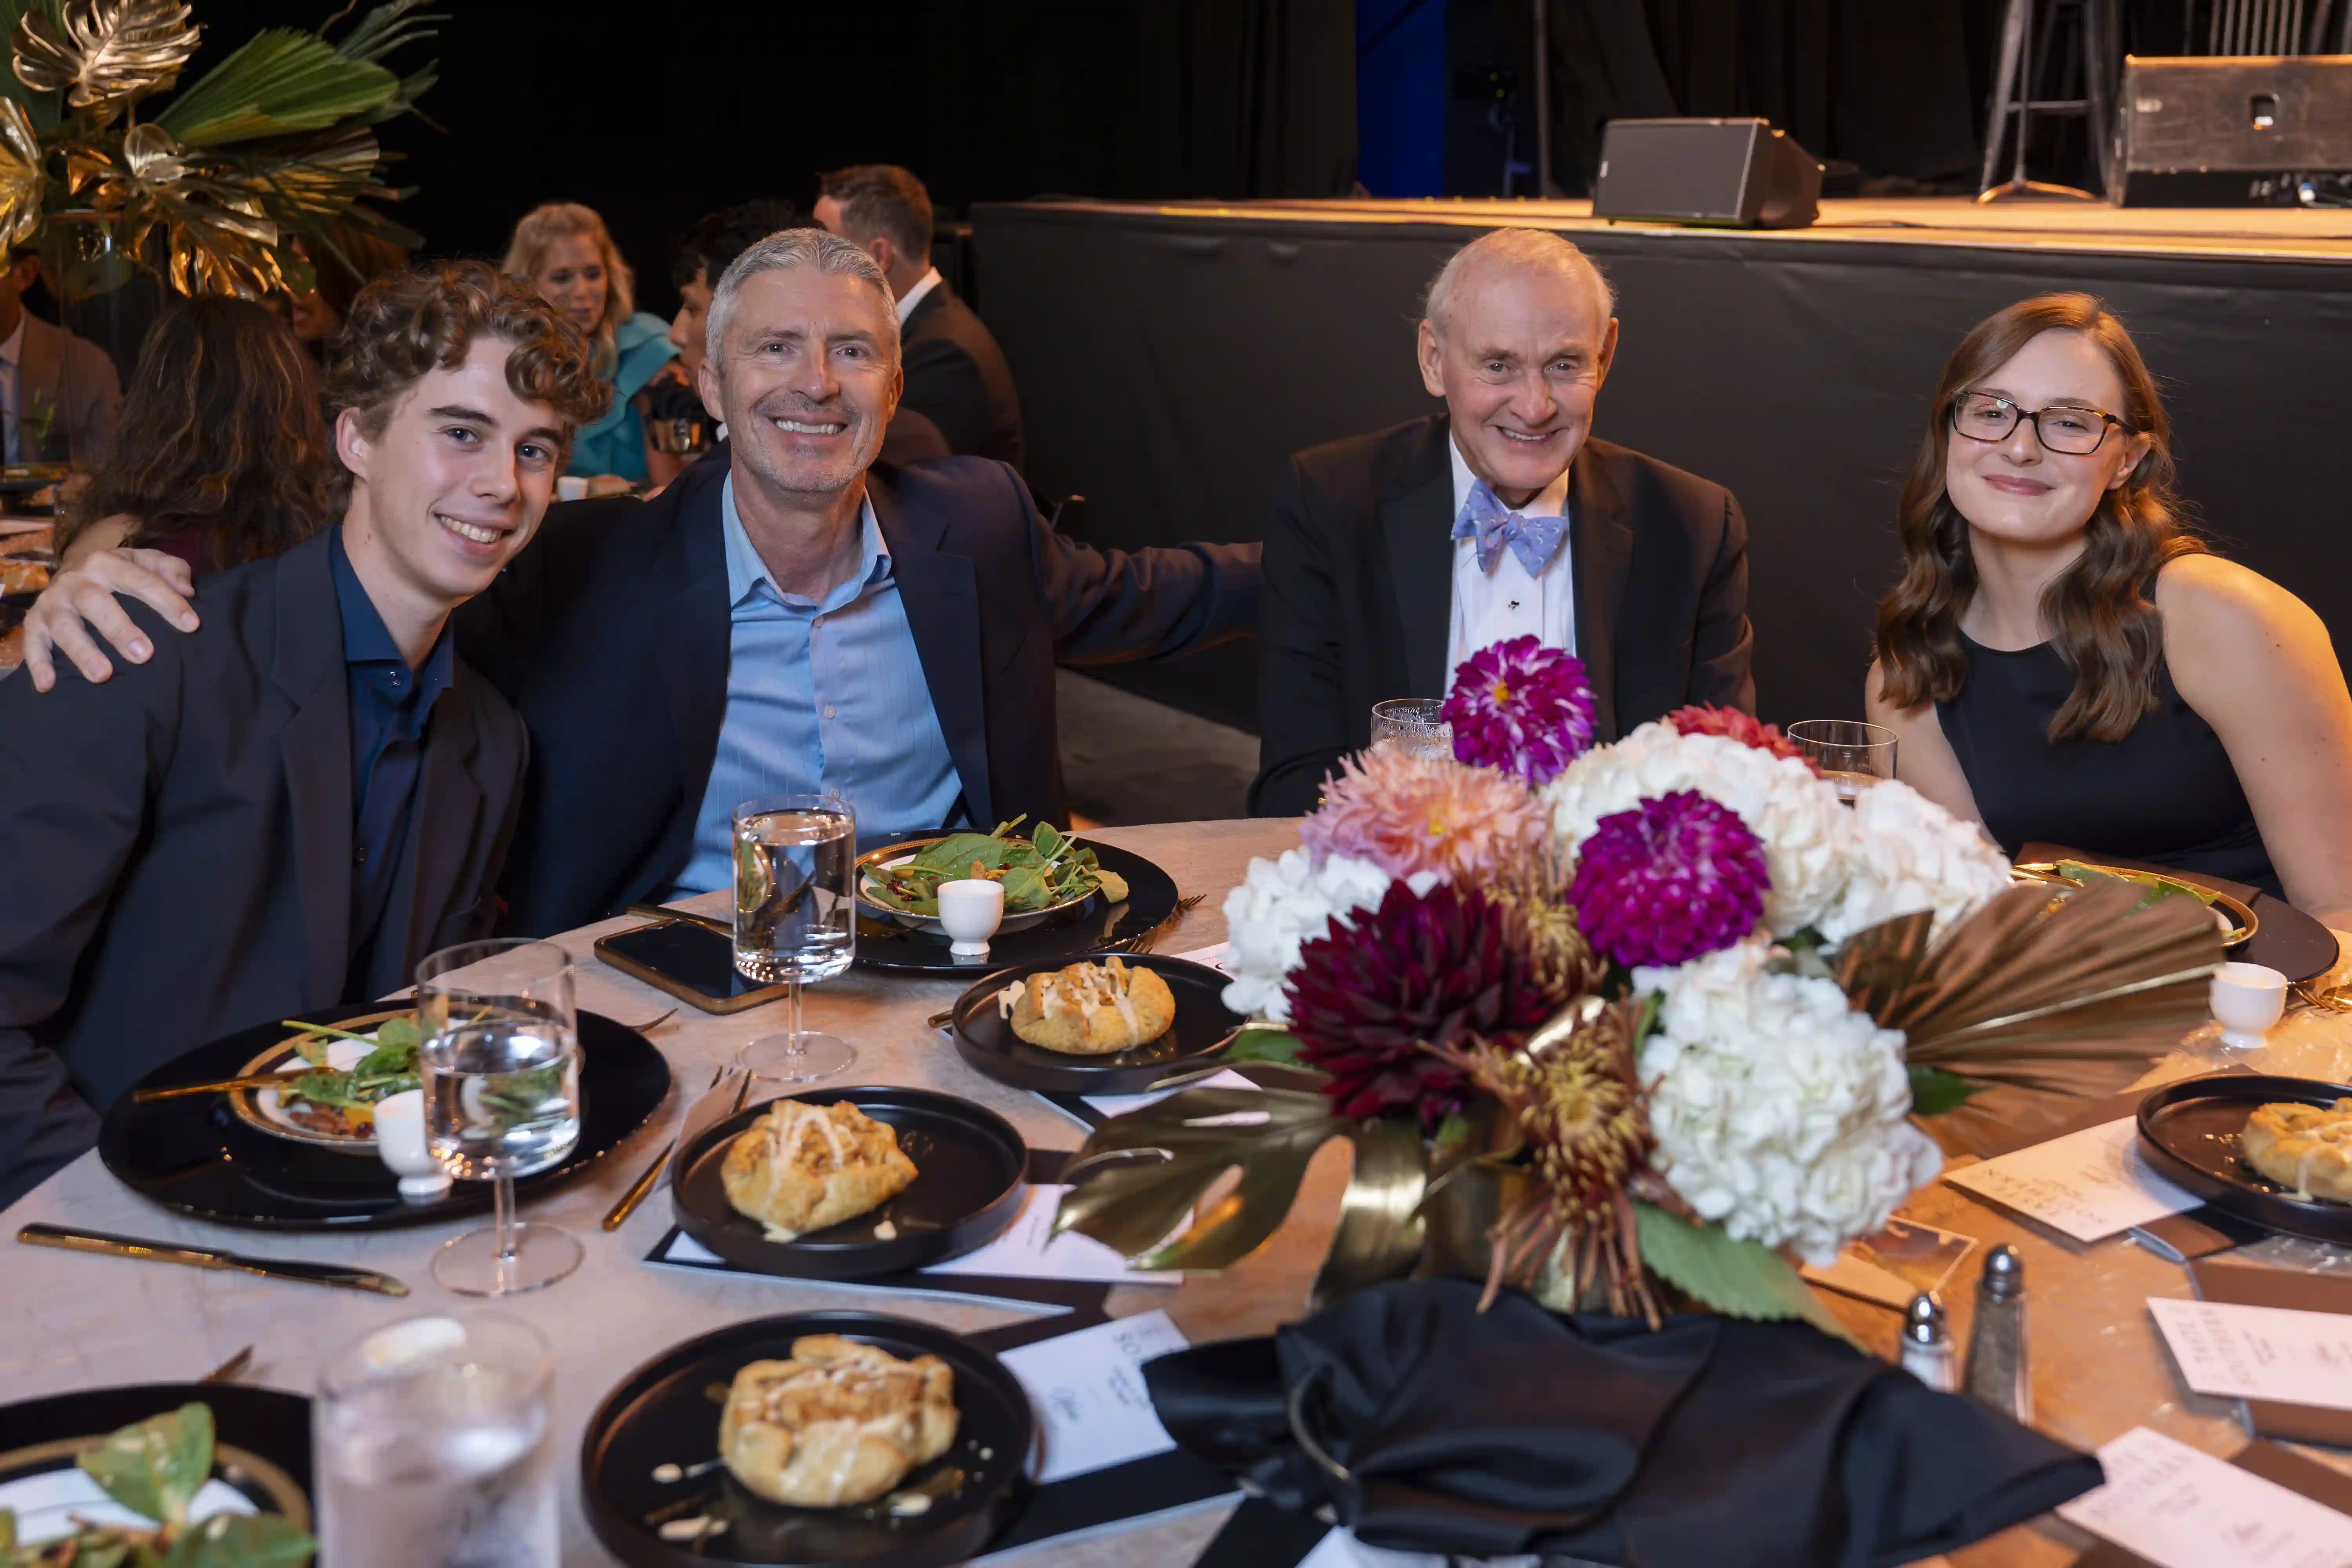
[1143,1277,2103,1568]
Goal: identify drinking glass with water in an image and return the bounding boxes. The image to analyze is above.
[734,792,857,1084]
[316,1313,557,1568]
[1786,720,1899,804]
[417,938,582,1296]
[1369,697,1454,762]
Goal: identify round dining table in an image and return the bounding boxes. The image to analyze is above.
[7,815,2352,1568]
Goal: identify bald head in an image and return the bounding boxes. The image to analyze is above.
[1422,229,1614,342]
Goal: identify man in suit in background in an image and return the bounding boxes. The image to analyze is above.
[0,250,119,465]
[815,165,1025,472]
[1249,228,1755,817]
[0,263,599,1205]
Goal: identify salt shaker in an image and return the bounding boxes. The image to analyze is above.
[1965,1244,2032,1424]
[1900,1292,1958,1392]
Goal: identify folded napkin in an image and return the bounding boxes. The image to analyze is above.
[1143,1277,2102,1568]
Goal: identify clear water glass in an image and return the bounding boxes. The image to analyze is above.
[1369,697,1454,762]
[316,1314,557,1568]
[734,793,857,1083]
[1788,719,1898,803]
[417,939,582,1296]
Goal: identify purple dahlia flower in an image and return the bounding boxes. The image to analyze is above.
[1568,790,1769,968]
[1439,635,1598,786]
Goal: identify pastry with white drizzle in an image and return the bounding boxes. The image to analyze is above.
[722,1100,918,1237]
[998,956,1177,1055]
[2241,1098,2352,1202]
[719,1336,958,1507]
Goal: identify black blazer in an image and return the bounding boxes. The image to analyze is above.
[463,453,1258,937]
[0,530,526,1205]
[1250,414,1755,816]
[902,283,1026,472]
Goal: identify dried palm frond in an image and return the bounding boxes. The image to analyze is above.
[14,0,199,109]
[0,98,40,248]
[1839,880,2223,1105]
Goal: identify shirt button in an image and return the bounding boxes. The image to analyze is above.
[822,704,837,719]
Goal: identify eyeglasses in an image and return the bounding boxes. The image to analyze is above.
[1949,391,2130,456]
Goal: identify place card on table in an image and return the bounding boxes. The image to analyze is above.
[2177,1259,2352,1444]
[2148,1297,2352,1410]
[1034,1067,1258,1131]
[1941,1116,2200,1243]
[2059,1426,2352,1568]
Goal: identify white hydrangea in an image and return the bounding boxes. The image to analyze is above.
[1633,942,1943,1265]
[1543,723,1848,938]
[1816,779,2013,944]
[1218,849,1438,1023]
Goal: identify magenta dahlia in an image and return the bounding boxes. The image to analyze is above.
[1440,635,1597,786]
[1567,791,1769,968]
[1283,879,1565,1127]
[1664,705,1815,771]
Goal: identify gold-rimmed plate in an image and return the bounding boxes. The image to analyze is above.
[2013,860,2258,947]
[855,835,1101,935]
[225,1006,414,1154]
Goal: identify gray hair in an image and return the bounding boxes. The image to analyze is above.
[704,228,900,374]
[1422,228,1616,337]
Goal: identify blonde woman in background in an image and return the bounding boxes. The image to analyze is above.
[503,201,680,487]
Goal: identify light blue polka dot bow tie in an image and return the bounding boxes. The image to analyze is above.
[1451,480,1567,577]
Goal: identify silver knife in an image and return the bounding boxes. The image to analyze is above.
[17,1223,410,1296]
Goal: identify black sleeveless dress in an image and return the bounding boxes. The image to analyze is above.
[1935,631,2282,897]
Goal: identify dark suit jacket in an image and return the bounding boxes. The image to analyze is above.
[0,530,526,1205]
[902,283,1025,472]
[463,453,1258,937]
[1250,414,1755,817]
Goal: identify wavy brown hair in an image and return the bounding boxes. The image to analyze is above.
[58,297,338,570]
[1874,293,2205,742]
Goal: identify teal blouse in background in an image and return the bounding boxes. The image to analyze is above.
[566,312,678,481]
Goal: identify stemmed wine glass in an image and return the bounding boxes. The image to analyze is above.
[733,792,858,1085]
[417,939,583,1296]
[1787,720,1898,803]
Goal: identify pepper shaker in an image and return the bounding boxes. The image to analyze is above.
[1965,1244,2031,1424]
[1900,1292,1958,1392]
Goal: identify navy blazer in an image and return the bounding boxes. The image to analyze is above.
[0,530,525,1205]
[463,454,1258,937]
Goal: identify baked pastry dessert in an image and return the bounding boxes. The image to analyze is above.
[722,1101,918,1239]
[998,957,1177,1055]
[719,1336,958,1507]
[2241,1098,2352,1202]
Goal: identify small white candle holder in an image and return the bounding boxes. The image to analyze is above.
[372,1089,451,1202]
[936,878,1005,959]
[2211,961,2288,1053]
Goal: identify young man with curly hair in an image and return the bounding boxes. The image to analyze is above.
[0,261,608,1206]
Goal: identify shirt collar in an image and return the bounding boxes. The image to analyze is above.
[0,312,27,370]
[1448,432,1573,524]
[328,522,456,700]
[895,267,945,325]
[720,472,890,615]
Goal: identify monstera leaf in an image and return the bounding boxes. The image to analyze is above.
[13,0,200,110]
[154,27,396,146]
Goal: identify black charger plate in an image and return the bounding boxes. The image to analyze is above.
[673,1087,1027,1278]
[99,1007,670,1230]
[951,954,1241,1095]
[581,1311,1034,1568]
[0,1383,312,1541]
[851,842,1178,976]
[2138,1074,2352,1245]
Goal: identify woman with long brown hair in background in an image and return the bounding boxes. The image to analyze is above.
[1866,292,2352,927]
[56,295,340,574]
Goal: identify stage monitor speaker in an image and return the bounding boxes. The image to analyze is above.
[2113,55,2352,207]
[1592,118,1822,229]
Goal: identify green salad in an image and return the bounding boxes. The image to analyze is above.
[274,1014,420,1135]
[861,818,1127,917]
[0,1403,314,1567]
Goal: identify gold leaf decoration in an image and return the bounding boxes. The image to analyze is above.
[1307,1116,1428,1311]
[121,121,184,184]
[15,0,201,110]
[0,99,43,250]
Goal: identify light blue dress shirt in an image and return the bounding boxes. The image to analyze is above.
[671,475,963,895]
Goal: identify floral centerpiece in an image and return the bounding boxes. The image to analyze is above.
[1054,636,2226,1327]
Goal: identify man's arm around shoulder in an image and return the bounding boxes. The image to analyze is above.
[1007,463,1261,662]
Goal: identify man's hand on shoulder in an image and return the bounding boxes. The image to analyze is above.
[21,548,199,693]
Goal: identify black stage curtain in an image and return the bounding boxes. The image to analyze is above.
[1511,1,1987,190]
[973,203,2352,737]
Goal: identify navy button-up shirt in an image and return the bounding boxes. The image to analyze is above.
[329,525,454,989]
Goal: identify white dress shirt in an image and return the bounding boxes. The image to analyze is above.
[1446,436,1575,675]
[895,267,944,325]
[0,312,25,465]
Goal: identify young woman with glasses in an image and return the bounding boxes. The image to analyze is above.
[1866,292,2352,926]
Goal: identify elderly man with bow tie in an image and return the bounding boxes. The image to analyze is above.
[1248,227,1757,816]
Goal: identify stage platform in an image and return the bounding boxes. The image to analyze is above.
[972,195,2352,739]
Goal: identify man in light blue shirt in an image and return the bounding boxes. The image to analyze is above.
[670,473,962,893]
